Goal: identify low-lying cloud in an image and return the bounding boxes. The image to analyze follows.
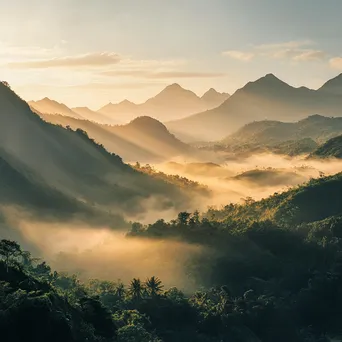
[101,70,225,79]
[2,212,203,291]
[8,52,121,69]
[223,40,327,63]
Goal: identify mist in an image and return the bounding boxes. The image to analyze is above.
[1,208,203,291]
[154,153,342,209]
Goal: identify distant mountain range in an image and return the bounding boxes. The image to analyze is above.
[166,73,342,142]
[97,84,229,122]
[28,98,119,124]
[29,85,229,125]
[29,97,83,119]
[38,114,192,163]
[0,82,196,221]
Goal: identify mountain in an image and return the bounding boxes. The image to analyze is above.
[318,73,342,95]
[29,98,117,124]
[72,106,118,124]
[201,88,230,107]
[222,114,342,146]
[28,98,83,119]
[0,148,103,225]
[97,84,229,123]
[38,113,191,162]
[0,82,195,218]
[166,73,342,142]
[310,134,342,159]
[98,99,139,123]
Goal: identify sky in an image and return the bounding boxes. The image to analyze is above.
[0,0,342,109]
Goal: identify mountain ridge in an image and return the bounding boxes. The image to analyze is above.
[38,113,192,163]
[96,84,229,122]
[166,73,342,142]
[0,82,195,219]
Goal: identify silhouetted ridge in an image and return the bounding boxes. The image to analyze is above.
[319,73,342,95]
[240,73,292,94]
[0,85,194,216]
[119,99,135,105]
[152,83,199,100]
[311,134,342,159]
[299,114,329,123]
[127,116,169,131]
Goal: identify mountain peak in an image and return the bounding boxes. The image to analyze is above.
[119,99,135,105]
[159,83,189,95]
[127,116,168,131]
[203,88,219,96]
[166,83,182,90]
[149,83,200,103]
[319,73,342,95]
[240,73,291,94]
[260,73,284,84]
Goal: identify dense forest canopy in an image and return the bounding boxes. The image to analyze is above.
[2,172,342,341]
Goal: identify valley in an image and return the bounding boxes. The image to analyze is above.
[1,3,342,340]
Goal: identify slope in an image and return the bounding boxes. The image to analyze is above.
[201,88,230,108]
[0,82,194,217]
[72,106,118,124]
[318,73,342,95]
[310,134,342,159]
[166,74,342,142]
[38,114,191,162]
[209,172,342,226]
[222,114,342,146]
[29,98,83,119]
[98,99,139,123]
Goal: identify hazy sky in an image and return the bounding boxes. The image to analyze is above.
[1,0,342,109]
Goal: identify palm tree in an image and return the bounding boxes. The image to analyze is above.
[115,282,126,300]
[129,278,144,300]
[145,276,164,297]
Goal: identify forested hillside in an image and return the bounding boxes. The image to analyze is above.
[2,173,342,341]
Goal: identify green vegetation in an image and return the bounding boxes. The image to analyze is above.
[127,173,342,341]
[197,137,319,157]
[0,83,199,220]
[133,163,209,195]
[3,173,342,341]
[310,134,342,159]
[232,167,306,186]
[223,115,342,147]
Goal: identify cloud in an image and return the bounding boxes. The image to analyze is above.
[222,50,255,61]
[8,52,121,69]
[100,70,225,79]
[293,50,326,61]
[255,40,313,51]
[329,57,342,70]
[68,82,156,90]
[223,41,326,63]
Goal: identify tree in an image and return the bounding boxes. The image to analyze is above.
[189,210,200,227]
[115,282,126,300]
[131,222,143,234]
[1,81,10,88]
[0,240,22,272]
[35,261,52,283]
[129,278,144,300]
[177,212,191,226]
[145,276,163,297]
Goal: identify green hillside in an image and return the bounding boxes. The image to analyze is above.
[0,83,194,217]
[310,134,342,159]
[3,172,342,341]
